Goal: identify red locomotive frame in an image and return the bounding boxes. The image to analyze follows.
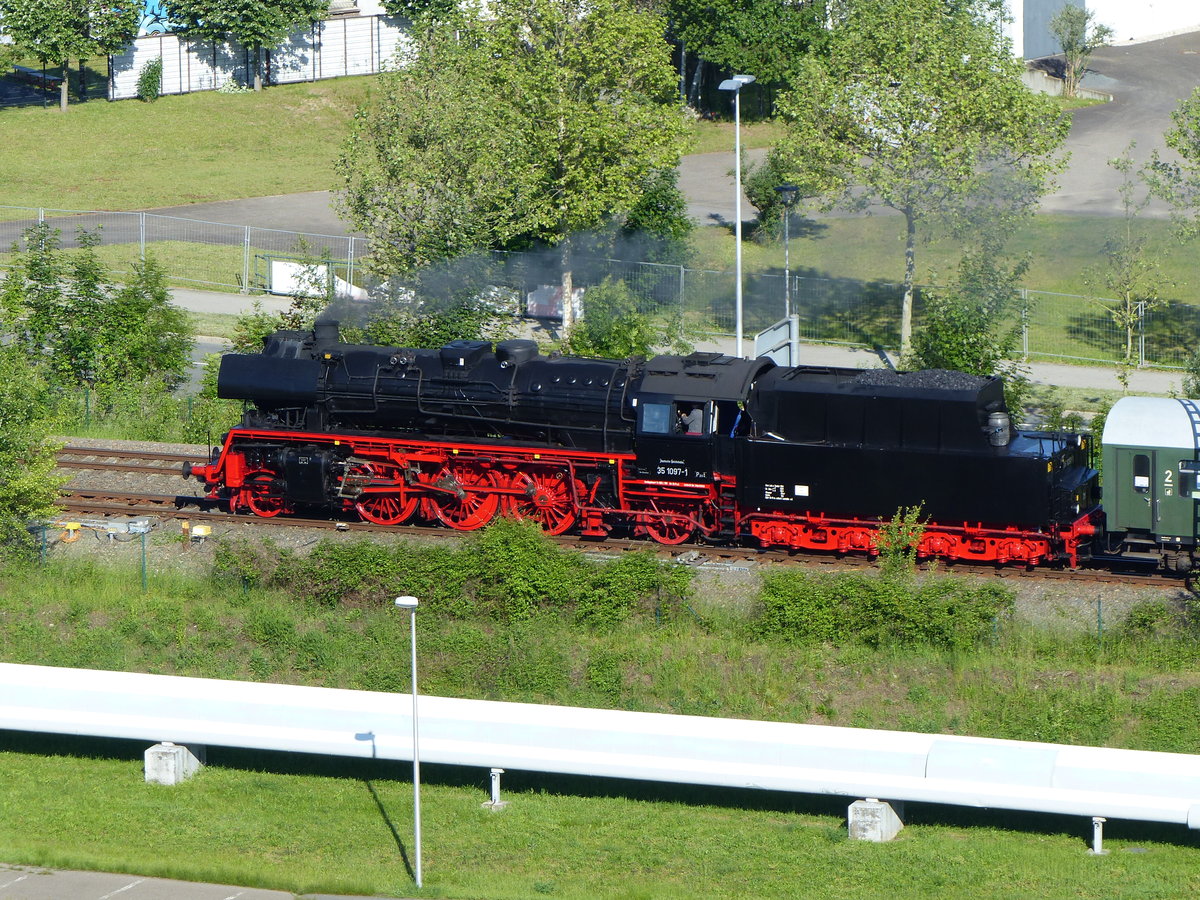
[189,426,1100,567]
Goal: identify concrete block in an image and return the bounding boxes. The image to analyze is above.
[144,741,204,785]
[848,798,905,842]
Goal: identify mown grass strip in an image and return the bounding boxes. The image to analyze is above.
[1,744,1198,899]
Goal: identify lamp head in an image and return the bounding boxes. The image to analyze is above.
[394,596,419,609]
[775,183,801,207]
[718,74,755,92]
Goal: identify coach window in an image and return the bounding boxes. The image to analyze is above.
[641,402,673,435]
[1133,454,1151,492]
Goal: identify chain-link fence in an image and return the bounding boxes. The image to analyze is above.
[1,205,1192,370]
[0,206,365,293]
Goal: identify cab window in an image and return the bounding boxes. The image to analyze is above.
[640,402,673,435]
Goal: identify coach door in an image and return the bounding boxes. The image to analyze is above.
[1116,448,1157,533]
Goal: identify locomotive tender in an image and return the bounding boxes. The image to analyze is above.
[185,321,1105,567]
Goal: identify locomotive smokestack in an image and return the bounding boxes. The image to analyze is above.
[314,319,340,346]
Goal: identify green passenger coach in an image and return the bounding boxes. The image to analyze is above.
[1102,397,1200,572]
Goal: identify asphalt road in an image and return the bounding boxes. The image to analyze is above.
[1039,30,1200,217]
[0,864,407,900]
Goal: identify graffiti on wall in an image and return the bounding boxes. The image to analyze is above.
[139,0,172,35]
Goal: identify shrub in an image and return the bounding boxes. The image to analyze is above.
[137,57,162,102]
[754,569,1013,650]
[213,537,283,590]
[875,505,926,580]
[575,550,693,629]
[241,523,693,628]
[273,538,441,607]
[459,518,577,621]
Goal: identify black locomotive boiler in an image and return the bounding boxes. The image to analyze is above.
[185,321,1101,567]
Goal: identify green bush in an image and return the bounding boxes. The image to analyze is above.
[272,538,461,608]
[213,537,284,590]
[137,57,163,102]
[576,549,693,628]
[254,522,693,628]
[460,518,577,621]
[754,569,1012,650]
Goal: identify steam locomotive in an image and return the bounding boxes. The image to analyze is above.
[182,320,1130,569]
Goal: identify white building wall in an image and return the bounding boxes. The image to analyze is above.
[111,14,409,100]
[1088,0,1200,43]
[1006,0,1200,59]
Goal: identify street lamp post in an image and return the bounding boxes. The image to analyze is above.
[718,73,755,358]
[394,595,422,889]
[774,184,800,318]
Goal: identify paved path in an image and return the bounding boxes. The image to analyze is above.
[0,863,407,900]
[1038,30,1200,217]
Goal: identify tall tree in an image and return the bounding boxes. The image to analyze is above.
[1148,87,1200,238]
[0,348,64,559]
[1048,3,1112,100]
[1087,145,1170,389]
[164,0,328,90]
[339,0,689,336]
[665,0,826,101]
[0,0,140,110]
[766,0,1067,356]
[3,225,193,390]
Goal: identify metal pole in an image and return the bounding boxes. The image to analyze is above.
[783,206,791,318]
[395,596,422,889]
[242,226,251,294]
[719,74,754,357]
[733,88,744,358]
[410,605,421,889]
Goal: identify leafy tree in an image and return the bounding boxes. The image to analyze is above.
[665,0,827,101]
[563,277,689,358]
[347,291,513,349]
[1086,145,1169,390]
[3,224,193,391]
[105,258,193,388]
[1148,87,1200,239]
[1049,3,1112,100]
[339,0,689,336]
[380,0,460,23]
[767,0,1067,356]
[0,0,140,110]
[906,159,1036,411]
[0,349,64,559]
[907,258,1031,413]
[163,0,328,90]
[617,168,693,265]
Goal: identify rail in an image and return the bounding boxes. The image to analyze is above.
[3,663,1198,830]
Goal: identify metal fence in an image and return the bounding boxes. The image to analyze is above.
[109,15,407,100]
[0,205,1190,370]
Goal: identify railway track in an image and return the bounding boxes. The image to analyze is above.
[57,445,208,475]
[54,445,1184,588]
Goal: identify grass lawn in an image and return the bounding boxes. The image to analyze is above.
[0,83,775,216]
[690,214,1197,366]
[187,310,240,340]
[2,743,1198,899]
[0,76,371,213]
